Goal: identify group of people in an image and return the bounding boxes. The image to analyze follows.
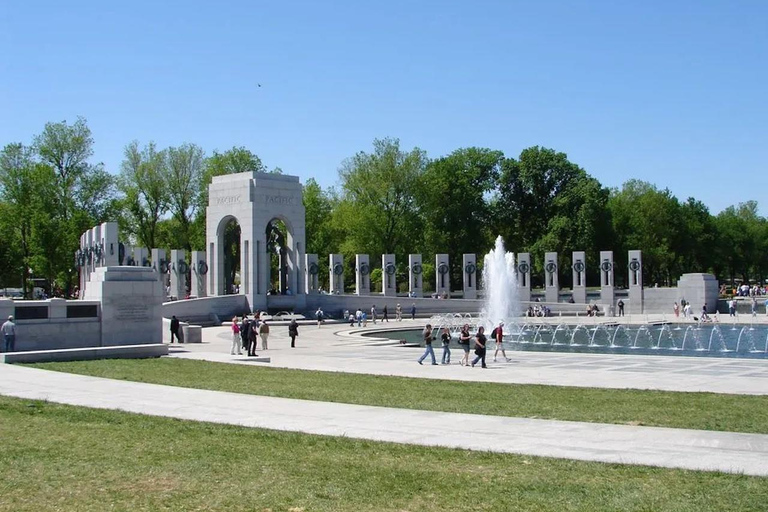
[526,305,551,317]
[727,297,768,317]
[417,322,511,368]
[346,303,417,326]
[228,313,300,356]
[731,284,766,297]
[672,301,711,322]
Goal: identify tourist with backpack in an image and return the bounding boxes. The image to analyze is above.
[492,322,511,363]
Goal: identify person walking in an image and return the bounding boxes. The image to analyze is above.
[230,317,242,355]
[395,304,402,321]
[458,324,471,366]
[240,315,251,352]
[247,320,259,356]
[673,302,680,318]
[617,299,625,317]
[169,315,181,343]
[411,303,416,320]
[382,305,389,322]
[417,324,437,365]
[683,303,692,319]
[371,305,377,324]
[316,308,324,327]
[288,318,299,348]
[751,297,758,317]
[2,315,16,352]
[471,326,487,368]
[440,327,451,364]
[492,322,511,362]
[259,320,270,350]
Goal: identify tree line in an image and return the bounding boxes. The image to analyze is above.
[1,119,765,297]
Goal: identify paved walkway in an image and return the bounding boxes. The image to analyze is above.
[168,318,768,395]
[1,364,767,476]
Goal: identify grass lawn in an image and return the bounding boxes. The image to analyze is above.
[0,395,766,512]
[28,358,768,434]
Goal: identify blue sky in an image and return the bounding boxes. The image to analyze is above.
[1,1,766,215]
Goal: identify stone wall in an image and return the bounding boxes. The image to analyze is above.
[161,294,250,324]
[0,298,101,351]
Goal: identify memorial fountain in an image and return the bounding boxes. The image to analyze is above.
[419,236,768,358]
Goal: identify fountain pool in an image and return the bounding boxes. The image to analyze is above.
[365,321,768,359]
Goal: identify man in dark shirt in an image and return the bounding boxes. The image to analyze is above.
[170,316,180,343]
[471,326,488,368]
[417,324,437,365]
[240,316,251,351]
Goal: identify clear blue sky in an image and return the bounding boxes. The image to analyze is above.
[1,1,766,215]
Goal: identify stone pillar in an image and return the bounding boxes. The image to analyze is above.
[462,254,477,299]
[78,231,89,297]
[190,250,208,298]
[628,250,643,314]
[305,254,319,294]
[83,266,164,346]
[169,249,187,300]
[304,254,319,294]
[600,251,615,314]
[544,252,559,303]
[355,254,370,295]
[91,225,102,269]
[100,222,120,267]
[517,253,531,303]
[134,248,150,267]
[435,254,449,298]
[677,273,718,313]
[572,251,587,303]
[382,254,397,296]
[329,254,344,295]
[151,249,168,296]
[408,254,423,298]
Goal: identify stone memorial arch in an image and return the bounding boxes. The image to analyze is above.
[206,172,306,312]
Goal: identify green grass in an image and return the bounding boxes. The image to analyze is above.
[0,395,765,512]
[29,358,768,434]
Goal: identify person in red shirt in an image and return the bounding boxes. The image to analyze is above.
[493,321,511,363]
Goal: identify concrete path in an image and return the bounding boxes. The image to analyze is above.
[168,319,768,395]
[1,364,767,476]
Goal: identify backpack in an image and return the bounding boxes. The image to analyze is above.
[490,327,498,340]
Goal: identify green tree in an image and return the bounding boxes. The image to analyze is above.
[33,118,116,294]
[0,143,37,294]
[118,141,169,250]
[416,147,502,289]
[676,198,717,276]
[608,180,684,287]
[166,143,205,252]
[713,201,765,284]
[303,178,342,288]
[336,138,427,257]
[496,147,611,286]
